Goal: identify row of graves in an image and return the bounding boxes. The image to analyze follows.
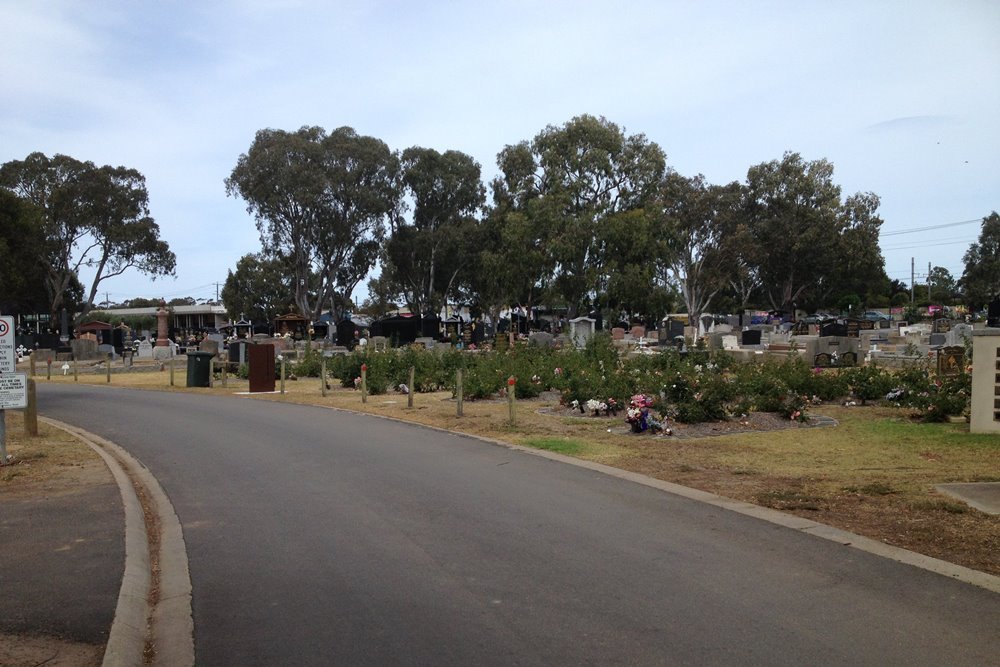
[696,316,974,377]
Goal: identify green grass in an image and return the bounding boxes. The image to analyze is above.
[521,437,589,456]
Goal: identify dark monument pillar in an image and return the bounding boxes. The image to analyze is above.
[248,344,276,393]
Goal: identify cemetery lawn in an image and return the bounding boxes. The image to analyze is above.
[17,362,1000,576]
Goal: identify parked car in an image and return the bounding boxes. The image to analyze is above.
[863,311,890,321]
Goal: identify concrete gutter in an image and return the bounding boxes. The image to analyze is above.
[44,418,195,667]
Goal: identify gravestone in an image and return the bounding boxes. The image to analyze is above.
[937,346,965,376]
[933,318,952,334]
[611,327,626,340]
[741,329,762,346]
[229,340,249,364]
[70,338,99,360]
[947,324,972,348]
[569,317,596,348]
[630,325,646,339]
[814,352,833,368]
[97,344,116,360]
[821,321,847,337]
[929,333,947,347]
[370,336,388,351]
[988,298,1000,328]
[414,337,436,349]
[840,351,858,366]
[137,340,153,359]
[199,338,220,355]
[721,335,739,351]
[528,331,554,348]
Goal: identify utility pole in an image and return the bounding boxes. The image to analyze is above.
[910,257,915,304]
[927,262,932,302]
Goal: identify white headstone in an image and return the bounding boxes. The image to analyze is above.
[137,340,154,359]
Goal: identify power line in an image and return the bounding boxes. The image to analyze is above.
[879,218,980,237]
[882,238,976,251]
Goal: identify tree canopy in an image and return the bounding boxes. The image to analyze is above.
[380,147,485,316]
[960,212,1000,309]
[221,253,295,324]
[0,152,176,321]
[225,126,400,321]
[741,152,884,314]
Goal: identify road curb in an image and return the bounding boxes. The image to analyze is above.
[310,401,1000,595]
[43,418,195,666]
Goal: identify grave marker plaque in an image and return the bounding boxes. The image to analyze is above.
[937,346,965,376]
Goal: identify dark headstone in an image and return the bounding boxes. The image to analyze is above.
[933,318,951,333]
[741,329,762,346]
[814,352,832,368]
[840,351,858,366]
[929,333,947,347]
[987,298,1000,327]
[821,321,847,337]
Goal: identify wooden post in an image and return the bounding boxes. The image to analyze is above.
[407,366,415,408]
[73,359,78,382]
[169,358,175,386]
[221,360,228,387]
[24,379,38,436]
[456,368,464,417]
[280,357,286,394]
[321,358,327,397]
[29,354,35,377]
[361,363,368,404]
[507,376,516,425]
[106,353,111,383]
[209,358,215,388]
[46,359,52,380]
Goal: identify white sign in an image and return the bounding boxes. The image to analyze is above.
[0,372,27,409]
[0,316,13,374]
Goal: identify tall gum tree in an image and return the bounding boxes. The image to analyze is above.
[226,126,400,321]
[0,152,175,322]
[494,115,666,317]
[654,172,744,334]
[960,211,1000,309]
[742,152,883,315]
[381,147,485,316]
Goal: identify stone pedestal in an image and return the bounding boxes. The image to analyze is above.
[970,329,1000,434]
[156,304,169,347]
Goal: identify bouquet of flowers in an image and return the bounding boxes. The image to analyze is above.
[625,394,655,433]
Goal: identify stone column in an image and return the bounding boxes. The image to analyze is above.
[970,328,1000,434]
[156,302,169,347]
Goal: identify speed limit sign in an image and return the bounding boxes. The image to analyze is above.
[0,316,14,374]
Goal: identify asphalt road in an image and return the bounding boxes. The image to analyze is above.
[40,384,999,666]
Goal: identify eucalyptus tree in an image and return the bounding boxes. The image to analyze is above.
[0,152,176,321]
[472,142,557,328]
[226,126,400,321]
[960,211,1000,309]
[0,190,50,314]
[523,115,667,316]
[742,152,884,315]
[494,115,666,316]
[653,172,744,333]
[220,253,295,324]
[380,147,485,316]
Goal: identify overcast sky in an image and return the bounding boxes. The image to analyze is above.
[3,0,998,307]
